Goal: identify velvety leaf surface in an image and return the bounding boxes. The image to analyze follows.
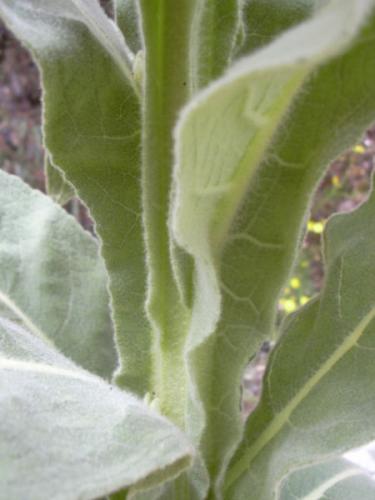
[226,179,375,498]
[0,0,151,394]
[0,0,135,83]
[236,0,314,57]
[207,5,375,494]
[114,0,142,55]
[172,0,375,494]
[0,318,193,500]
[0,169,116,378]
[280,458,375,500]
[190,0,243,90]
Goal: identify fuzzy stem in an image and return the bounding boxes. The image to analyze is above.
[138,0,197,427]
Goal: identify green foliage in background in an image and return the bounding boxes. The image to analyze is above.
[1,1,375,499]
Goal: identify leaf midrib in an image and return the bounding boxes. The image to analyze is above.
[0,290,50,344]
[0,357,92,381]
[302,467,360,500]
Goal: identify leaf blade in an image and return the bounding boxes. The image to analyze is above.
[280,458,375,500]
[0,0,151,394]
[171,0,375,493]
[236,0,314,58]
[226,177,375,498]
[0,0,135,86]
[114,0,142,55]
[0,169,116,378]
[190,0,243,90]
[0,319,193,499]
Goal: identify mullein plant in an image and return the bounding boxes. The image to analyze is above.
[1,0,375,498]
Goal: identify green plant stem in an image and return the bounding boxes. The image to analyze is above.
[138,0,196,427]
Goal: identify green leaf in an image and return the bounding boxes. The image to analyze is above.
[45,151,75,205]
[0,169,116,378]
[236,0,314,57]
[172,0,375,494]
[0,318,193,499]
[173,0,372,269]
[225,178,375,498]
[0,0,135,85]
[114,0,142,55]
[190,0,243,90]
[280,458,375,500]
[0,0,150,394]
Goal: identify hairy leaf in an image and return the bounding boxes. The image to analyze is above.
[236,0,315,57]
[280,458,375,500]
[0,0,135,84]
[0,318,193,499]
[0,169,116,378]
[172,0,375,494]
[114,0,142,55]
[226,178,375,498]
[0,0,150,394]
[190,0,243,90]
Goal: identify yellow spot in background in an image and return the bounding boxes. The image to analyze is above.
[307,220,324,234]
[290,277,301,289]
[300,296,309,305]
[331,175,341,187]
[280,298,297,313]
[353,144,365,154]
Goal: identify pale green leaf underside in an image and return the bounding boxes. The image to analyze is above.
[0,0,150,394]
[280,458,375,500]
[173,0,375,359]
[226,179,375,498]
[0,0,135,85]
[174,0,373,264]
[0,319,193,499]
[0,169,116,378]
[171,0,375,494]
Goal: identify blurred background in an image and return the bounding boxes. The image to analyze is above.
[1,18,375,474]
